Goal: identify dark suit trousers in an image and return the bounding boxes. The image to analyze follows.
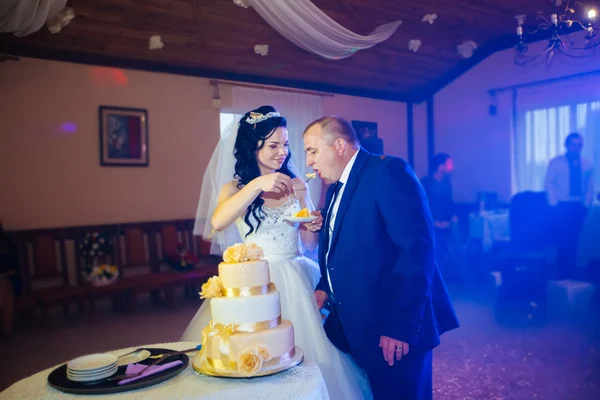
[554,202,587,279]
[365,348,432,400]
[325,304,433,400]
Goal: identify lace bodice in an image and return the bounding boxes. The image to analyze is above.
[235,199,302,258]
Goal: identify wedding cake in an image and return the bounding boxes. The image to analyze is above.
[192,243,302,377]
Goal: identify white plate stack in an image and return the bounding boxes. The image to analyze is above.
[66,353,119,383]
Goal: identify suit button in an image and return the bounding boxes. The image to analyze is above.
[330,267,335,271]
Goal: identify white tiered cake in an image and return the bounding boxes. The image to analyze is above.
[192,243,303,377]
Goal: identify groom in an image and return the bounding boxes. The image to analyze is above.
[303,116,459,399]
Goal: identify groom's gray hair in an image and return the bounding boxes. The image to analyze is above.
[303,116,360,148]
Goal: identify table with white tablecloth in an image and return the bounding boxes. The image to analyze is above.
[468,210,511,252]
[469,205,600,269]
[0,342,330,400]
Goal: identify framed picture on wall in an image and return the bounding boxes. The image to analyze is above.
[351,120,383,154]
[99,106,149,167]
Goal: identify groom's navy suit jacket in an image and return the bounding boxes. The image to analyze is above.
[318,148,459,368]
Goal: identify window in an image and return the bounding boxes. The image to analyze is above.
[513,101,600,194]
[220,113,241,135]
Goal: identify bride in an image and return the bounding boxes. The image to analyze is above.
[181,105,372,399]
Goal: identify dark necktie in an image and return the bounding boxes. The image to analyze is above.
[323,181,343,261]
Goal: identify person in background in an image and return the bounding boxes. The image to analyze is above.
[420,153,457,271]
[359,126,383,154]
[545,132,594,279]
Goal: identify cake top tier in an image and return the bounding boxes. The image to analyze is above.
[219,259,270,289]
[220,243,270,291]
[199,243,272,300]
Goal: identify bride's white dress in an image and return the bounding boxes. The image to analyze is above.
[181,199,372,400]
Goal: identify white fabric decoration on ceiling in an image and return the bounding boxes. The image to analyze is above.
[238,0,402,60]
[0,0,67,37]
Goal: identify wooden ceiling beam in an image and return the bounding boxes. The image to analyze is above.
[0,41,418,102]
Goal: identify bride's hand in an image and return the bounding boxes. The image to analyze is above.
[292,180,308,199]
[253,173,293,194]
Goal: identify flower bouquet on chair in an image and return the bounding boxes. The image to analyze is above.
[79,232,118,286]
[85,264,119,287]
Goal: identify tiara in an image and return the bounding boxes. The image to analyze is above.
[246,111,281,125]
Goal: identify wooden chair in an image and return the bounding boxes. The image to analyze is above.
[14,229,87,323]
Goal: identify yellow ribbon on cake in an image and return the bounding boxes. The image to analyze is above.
[206,316,281,336]
[222,282,276,297]
[199,316,282,374]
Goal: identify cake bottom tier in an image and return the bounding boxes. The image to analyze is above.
[195,319,295,376]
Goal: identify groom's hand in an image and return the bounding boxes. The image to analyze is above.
[315,290,328,309]
[303,210,323,232]
[380,336,409,366]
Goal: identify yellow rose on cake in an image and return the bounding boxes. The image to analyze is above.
[223,243,247,263]
[199,276,223,299]
[238,350,263,376]
[257,345,272,362]
[245,243,264,261]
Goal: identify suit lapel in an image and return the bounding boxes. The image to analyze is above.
[329,149,369,256]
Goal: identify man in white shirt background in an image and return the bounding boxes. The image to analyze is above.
[544,132,594,279]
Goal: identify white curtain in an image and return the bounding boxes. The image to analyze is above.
[244,0,402,60]
[0,0,66,36]
[513,76,600,193]
[232,86,323,206]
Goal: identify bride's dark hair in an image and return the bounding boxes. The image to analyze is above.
[234,105,296,236]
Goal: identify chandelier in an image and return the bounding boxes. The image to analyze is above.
[514,0,599,65]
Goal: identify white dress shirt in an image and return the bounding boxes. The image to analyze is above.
[545,154,594,207]
[325,150,359,292]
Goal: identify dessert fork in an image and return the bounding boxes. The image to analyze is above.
[304,173,316,183]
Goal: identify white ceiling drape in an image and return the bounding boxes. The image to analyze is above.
[244,0,402,60]
[0,0,66,37]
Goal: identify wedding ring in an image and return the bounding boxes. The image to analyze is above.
[396,346,403,351]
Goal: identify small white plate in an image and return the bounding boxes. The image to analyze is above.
[116,349,151,367]
[67,364,116,376]
[284,215,318,223]
[67,365,117,377]
[67,366,117,382]
[67,353,118,372]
